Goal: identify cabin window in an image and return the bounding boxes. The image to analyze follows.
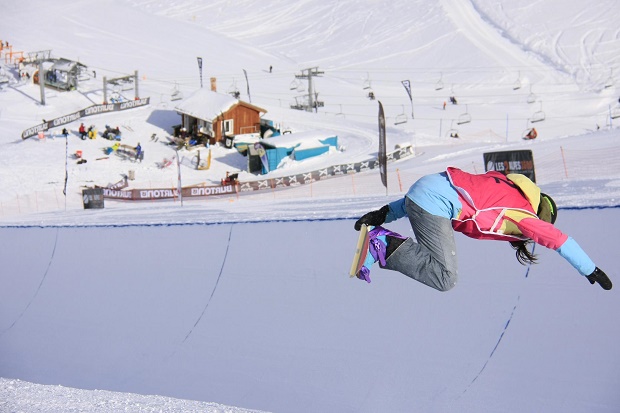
[223,119,234,136]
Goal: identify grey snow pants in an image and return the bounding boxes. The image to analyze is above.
[383,197,458,291]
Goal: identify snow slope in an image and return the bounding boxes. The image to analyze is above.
[1,0,619,412]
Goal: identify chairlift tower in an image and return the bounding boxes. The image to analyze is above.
[290,67,324,112]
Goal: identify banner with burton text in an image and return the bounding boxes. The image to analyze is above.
[21,98,151,139]
[101,145,415,201]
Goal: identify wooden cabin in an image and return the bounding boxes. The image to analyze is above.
[174,88,267,145]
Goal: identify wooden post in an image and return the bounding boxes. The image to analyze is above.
[38,60,46,105]
[560,146,569,179]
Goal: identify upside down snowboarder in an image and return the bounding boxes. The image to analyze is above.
[353,167,612,291]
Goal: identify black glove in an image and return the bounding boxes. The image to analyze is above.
[354,205,390,231]
[586,267,612,290]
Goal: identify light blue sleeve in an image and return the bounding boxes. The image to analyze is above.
[386,198,407,222]
[557,237,596,276]
[385,172,461,223]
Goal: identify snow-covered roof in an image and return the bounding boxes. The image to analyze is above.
[262,130,337,149]
[51,58,86,72]
[173,88,240,122]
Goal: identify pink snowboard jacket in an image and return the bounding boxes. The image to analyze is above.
[446,167,568,250]
[388,167,596,275]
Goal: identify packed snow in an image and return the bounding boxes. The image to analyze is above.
[1,0,619,412]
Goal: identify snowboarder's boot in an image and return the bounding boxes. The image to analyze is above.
[356,226,406,283]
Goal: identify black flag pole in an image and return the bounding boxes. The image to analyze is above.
[197,57,203,88]
[378,101,387,195]
[401,79,414,119]
[243,69,251,103]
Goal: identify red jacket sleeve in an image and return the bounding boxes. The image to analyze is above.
[512,216,568,250]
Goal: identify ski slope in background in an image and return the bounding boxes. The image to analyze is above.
[1,0,620,411]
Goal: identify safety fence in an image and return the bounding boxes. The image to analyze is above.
[0,143,618,219]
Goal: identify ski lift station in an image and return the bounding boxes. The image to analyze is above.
[33,57,88,91]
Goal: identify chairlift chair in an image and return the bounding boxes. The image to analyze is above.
[435,72,444,91]
[121,78,134,91]
[446,120,459,138]
[394,105,408,125]
[363,72,372,90]
[456,104,471,125]
[227,80,240,98]
[513,71,522,90]
[336,104,345,118]
[530,101,546,123]
[289,79,299,90]
[109,92,122,103]
[170,82,183,101]
[604,69,614,89]
[513,79,522,90]
[611,105,620,120]
[521,119,533,139]
[527,86,537,104]
[290,96,305,110]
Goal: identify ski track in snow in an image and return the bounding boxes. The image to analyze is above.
[441,0,563,85]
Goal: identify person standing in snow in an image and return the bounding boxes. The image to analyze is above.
[353,167,612,291]
[134,142,143,162]
[79,123,86,140]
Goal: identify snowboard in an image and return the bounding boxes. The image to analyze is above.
[349,224,369,278]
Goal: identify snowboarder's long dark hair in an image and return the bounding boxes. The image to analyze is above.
[510,240,537,265]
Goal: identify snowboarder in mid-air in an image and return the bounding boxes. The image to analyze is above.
[352,167,612,291]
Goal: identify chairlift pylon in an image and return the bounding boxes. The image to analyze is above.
[457,104,471,125]
[394,105,408,125]
[530,101,546,123]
